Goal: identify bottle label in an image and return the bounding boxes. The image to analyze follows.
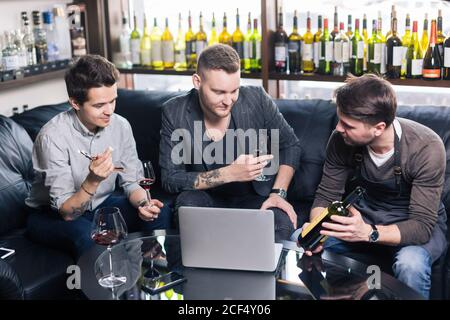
[253,41,261,60]
[175,49,186,64]
[325,42,333,61]
[162,40,174,63]
[411,59,423,76]
[342,42,349,62]
[381,43,387,73]
[243,41,251,59]
[445,47,450,67]
[303,43,313,61]
[334,42,342,62]
[151,40,162,62]
[274,44,287,62]
[373,43,382,63]
[423,68,441,78]
[232,41,244,59]
[393,46,403,66]
[2,55,20,71]
[131,39,141,64]
[301,207,329,237]
[196,40,207,57]
[288,40,300,52]
[313,41,320,66]
[357,41,364,59]
[141,49,151,65]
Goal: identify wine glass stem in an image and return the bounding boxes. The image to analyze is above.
[108,246,115,277]
[145,189,152,201]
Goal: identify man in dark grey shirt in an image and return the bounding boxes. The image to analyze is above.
[160,44,301,241]
[26,55,171,259]
[298,74,447,299]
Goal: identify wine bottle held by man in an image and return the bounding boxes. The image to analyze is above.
[298,187,365,251]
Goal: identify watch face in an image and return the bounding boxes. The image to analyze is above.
[370,230,379,242]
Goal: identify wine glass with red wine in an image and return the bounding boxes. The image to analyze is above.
[139,161,156,202]
[91,207,128,288]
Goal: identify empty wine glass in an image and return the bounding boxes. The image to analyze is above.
[91,207,128,288]
[139,161,156,202]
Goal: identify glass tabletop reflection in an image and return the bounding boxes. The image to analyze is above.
[77,231,423,300]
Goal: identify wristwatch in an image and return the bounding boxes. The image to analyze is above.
[270,188,287,200]
[368,224,379,243]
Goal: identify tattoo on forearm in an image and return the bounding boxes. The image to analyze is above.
[195,169,224,188]
[64,201,90,220]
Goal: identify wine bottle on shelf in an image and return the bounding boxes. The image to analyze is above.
[250,18,262,72]
[422,19,442,80]
[118,12,132,68]
[274,7,288,73]
[32,11,48,64]
[385,5,395,39]
[174,13,187,71]
[378,12,387,75]
[130,12,141,67]
[368,19,381,73]
[298,187,365,251]
[421,14,429,53]
[406,20,423,79]
[150,18,163,70]
[288,10,302,74]
[162,17,174,69]
[386,12,402,79]
[209,13,219,46]
[219,12,232,46]
[195,12,208,65]
[443,33,450,80]
[333,22,349,76]
[185,11,195,70]
[302,11,314,73]
[350,18,364,76]
[232,8,244,69]
[362,14,369,72]
[400,14,412,79]
[437,9,445,63]
[331,6,338,40]
[313,15,323,72]
[318,17,332,75]
[140,14,151,67]
[243,12,252,73]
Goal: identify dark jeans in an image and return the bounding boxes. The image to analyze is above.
[174,190,295,243]
[26,194,172,260]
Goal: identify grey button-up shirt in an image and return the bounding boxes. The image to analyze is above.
[26,109,142,211]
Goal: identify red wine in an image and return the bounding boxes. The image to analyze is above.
[139,178,155,190]
[92,230,125,246]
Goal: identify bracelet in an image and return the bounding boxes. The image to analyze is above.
[80,184,94,197]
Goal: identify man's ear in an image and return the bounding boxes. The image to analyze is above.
[373,122,387,137]
[192,73,201,90]
[69,98,81,111]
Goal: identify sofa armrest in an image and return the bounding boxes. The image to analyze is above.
[0,259,24,300]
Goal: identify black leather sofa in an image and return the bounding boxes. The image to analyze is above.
[0,88,449,299]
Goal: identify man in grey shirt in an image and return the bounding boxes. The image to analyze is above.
[296,74,447,299]
[26,55,171,259]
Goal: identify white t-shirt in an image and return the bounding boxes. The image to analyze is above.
[367,119,402,167]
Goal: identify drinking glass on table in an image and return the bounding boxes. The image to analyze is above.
[91,207,128,288]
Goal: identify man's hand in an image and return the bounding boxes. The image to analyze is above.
[225,154,274,183]
[320,206,372,242]
[138,199,164,221]
[300,222,325,256]
[86,147,115,184]
[261,193,297,229]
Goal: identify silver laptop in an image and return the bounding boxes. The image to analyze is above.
[178,206,283,272]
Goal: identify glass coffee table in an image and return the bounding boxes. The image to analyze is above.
[77,231,423,300]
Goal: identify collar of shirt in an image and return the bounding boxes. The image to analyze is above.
[68,108,107,137]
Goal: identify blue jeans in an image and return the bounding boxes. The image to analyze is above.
[26,194,172,260]
[323,237,432,299]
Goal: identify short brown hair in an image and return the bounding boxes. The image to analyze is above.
[65,54,119,105]
[334,74,397,126]
[197,44,240,76]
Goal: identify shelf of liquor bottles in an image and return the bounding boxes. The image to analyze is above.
[268,72,450,88]
[0,59,70,92]
[118,67,262,79]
